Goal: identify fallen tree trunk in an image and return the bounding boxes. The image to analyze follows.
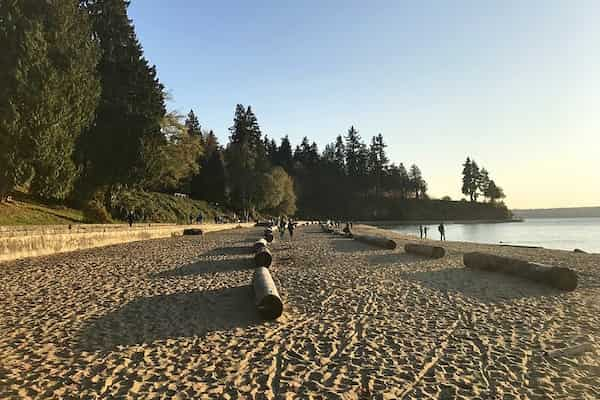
[254,246,273,268]
[405,243,445,258]
[463,252,578,291]
[183,228,203,236]
[353,234,397,250]
[252,238,268,253]
[253,267,283,319]
[264,228,274,243]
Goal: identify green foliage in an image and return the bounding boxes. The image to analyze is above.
[191,132,226,203]
[461,157,505,203]
[140,111,203,193]
[256,167,297,216]
[108,189,228,224]
[0,0,100,200]
[76,0,165,189]
[82,199,112,223]
[225,104,267,213]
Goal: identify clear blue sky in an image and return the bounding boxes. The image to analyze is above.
[129,1,599,209]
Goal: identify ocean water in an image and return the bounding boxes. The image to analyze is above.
[388,217,600,253]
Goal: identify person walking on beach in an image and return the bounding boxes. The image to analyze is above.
[127,211,134,227]
[419,225,423,239]
[438,223,446,241]
[287,219,295,239]
[279,217,286,239]
[424,226,428,239]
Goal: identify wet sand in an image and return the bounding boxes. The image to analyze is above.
[0,224,598,399]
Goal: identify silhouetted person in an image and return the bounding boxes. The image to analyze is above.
[424,226,428,239]
[438,223,446,241]
[343,223,351,235]
[127,211,134,227]
[419,225,423,239]
[287,220,295,239]
[279,217,286,239]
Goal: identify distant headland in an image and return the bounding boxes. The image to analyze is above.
[512,207,600,219]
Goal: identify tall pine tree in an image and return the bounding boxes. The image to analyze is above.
[0,0,100,200]
[76,0,166,193]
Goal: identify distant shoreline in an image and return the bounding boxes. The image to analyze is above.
[358,218,523,226]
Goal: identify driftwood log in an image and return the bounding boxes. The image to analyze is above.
[254,246,273,268]
[463,252,578,291]
[353,234,397,250]
[253,267,283,319]
[252,238,268,253]
[264,228,274,243]
[405,243,445,258]
[183,228,203,236]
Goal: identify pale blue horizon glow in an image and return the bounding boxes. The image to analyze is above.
[129,1,600,209]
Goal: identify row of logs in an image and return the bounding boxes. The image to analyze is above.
[251,229,283,320]
[318,222,578,291]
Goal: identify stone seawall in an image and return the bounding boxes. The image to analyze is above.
[0,223,253,263]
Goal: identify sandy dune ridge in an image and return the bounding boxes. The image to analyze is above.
[0,225,599,399]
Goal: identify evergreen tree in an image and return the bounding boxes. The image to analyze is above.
[409,164,427,199]
[184,109,202,139]
[275,135,294,172]
[344,126,363,179]
[461,157,473,201]
[485,180,506,203]
[479,168,490,201]
[225,104,268,215]
[334,135,346,172]
[0,0,100,200]
[192,131,226,203]
[77,0,166,192]
[470,161,481,201]
[368,133,389,200]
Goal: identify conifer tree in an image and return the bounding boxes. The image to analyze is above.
[0,0,100,200]
[185,110,202,139]
[77,0,166,192]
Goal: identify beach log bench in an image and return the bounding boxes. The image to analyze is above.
[254,246,273,268]
[253,238,268,253]
[253,267,283,319]
[405,243,445,258]
[264,228,274,243]
[353,234,397,250]
[463,252,578,291]
[183,228,203,236]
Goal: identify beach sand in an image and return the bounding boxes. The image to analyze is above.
[0,224,598,399]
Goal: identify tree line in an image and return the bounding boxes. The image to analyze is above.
[1,1,505,221]
[461,157,505,203]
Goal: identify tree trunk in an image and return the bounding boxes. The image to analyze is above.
[405,243,445,258]
[463,252,577,291]
[353,234,397,249]
[253,267,283,319]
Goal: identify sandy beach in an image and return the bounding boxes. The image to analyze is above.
[0,224,598,399]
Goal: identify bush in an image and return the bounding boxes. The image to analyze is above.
[82,199,112,223]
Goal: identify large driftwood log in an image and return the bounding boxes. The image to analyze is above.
[463,252,578,291]
[254,246,273,268]
[405,243,445,258]
[353,234,397,250]
[253,267,283,319]
[264,228,274,243]
[183,228,203,236]
[252,238,268,253]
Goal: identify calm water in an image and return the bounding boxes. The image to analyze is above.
[389,217,600,253]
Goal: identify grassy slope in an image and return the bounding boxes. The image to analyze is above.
[0,193,85,225]
[0,191,230,226]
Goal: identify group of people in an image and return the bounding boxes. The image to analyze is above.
[419,223,446,241]
[278,216,296,239]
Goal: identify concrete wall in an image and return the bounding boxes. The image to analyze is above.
[0,223,254,263]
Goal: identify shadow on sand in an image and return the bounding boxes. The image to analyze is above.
[399,267,560,303]
[203,245,251,257]
[75,285,260,352]
[330,237,376,253]
[153,256,253,278]
[367,252,424,265]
